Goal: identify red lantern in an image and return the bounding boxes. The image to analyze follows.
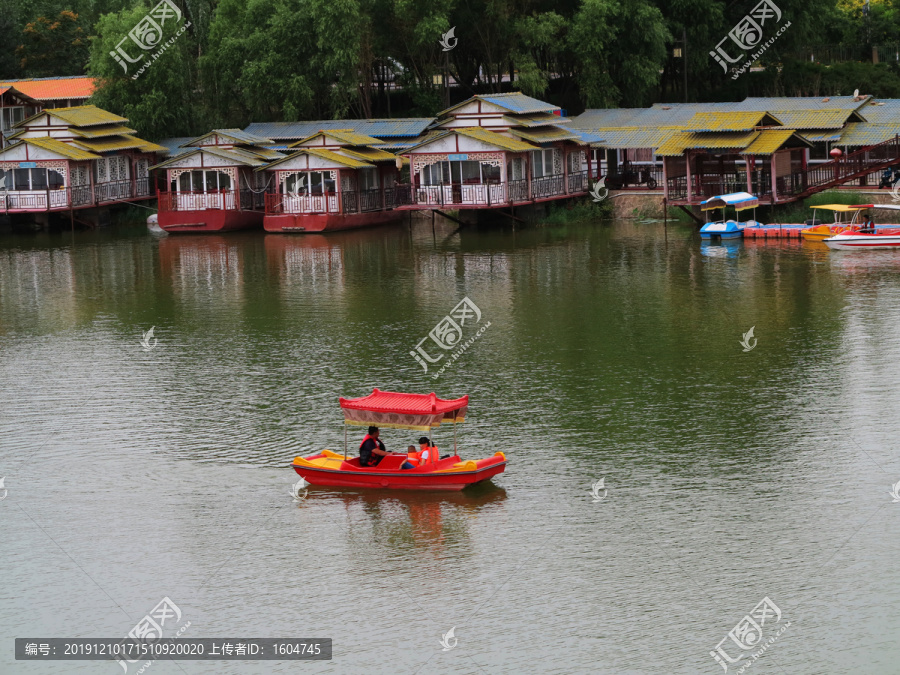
[830,148,843,158]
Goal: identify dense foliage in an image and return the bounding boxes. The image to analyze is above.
[2,0,899,139]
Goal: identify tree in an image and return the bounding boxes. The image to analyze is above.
[87,3,198,140]
[16,10,89,77]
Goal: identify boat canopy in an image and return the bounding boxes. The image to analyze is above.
[853,203,900,211]
[700,192,759,211]
[339,388,468,431]
[815,204,868,212]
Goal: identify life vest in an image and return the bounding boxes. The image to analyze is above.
[359,435,381,465]
[411,445,438,468]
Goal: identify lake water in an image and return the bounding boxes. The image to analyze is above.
[2,218,900,674]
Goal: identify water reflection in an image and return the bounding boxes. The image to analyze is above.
[308,483,507,558]
[699,239,742,259]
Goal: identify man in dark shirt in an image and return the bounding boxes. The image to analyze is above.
[359,426,389,467]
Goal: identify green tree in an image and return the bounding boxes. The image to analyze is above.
[87,3,198,139]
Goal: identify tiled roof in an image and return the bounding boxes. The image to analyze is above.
[758,108,863,129]
[742,129,809,154]
[0,85,38,104]
[737,95,870,111]
[0,76,95,101]
[857,99,900,123]
[72,135,165,153]
[681,111,782,131]
[579,127,672,149]
[70,124,138,138]
[292,129,383,147]
[509,126,579,143]
[503,113,570,128]
[469,92,558,114]
[656,131,759,156]
[800,130,844,142]
[20,136,101,161]
[262,147,373,170]
[41,105,128,128]
[568,129,605,145]
[838,123,900,146]
[454,127,538,152]
[151,146,279,170]
[184,129,274,147]
[154,137,195,157]
[339,147,398,162]
[244,118,434,140]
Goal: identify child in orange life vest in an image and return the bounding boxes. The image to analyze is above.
[411,436,438,468]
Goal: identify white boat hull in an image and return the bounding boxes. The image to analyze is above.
[825,232,900,250]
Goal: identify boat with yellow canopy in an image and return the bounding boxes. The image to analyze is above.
[800,204,871,241]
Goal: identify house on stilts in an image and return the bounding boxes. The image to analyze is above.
[152,129,283,233]
[0,104,163,224]
[395,93,602,221]
[261,129,404,233]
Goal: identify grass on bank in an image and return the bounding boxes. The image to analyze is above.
[542,197,614,225]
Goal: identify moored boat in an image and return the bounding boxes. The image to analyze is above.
[824,228,900,250]
[800,204,868,241]
[699,192,760,240]
[292,389,507,491]
[824,204,900,250]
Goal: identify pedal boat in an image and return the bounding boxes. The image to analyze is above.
[292,389,507,491]
[699,192,760,240]
[800,204,868,241]
[824,204,900,250]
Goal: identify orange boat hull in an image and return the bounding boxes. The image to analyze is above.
[292,450,507,491]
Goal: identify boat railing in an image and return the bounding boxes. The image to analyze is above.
[159,188,265,212]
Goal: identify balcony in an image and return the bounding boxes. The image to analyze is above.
[394,171,588,209]
[158,188,265,213]
[0,178,152,213]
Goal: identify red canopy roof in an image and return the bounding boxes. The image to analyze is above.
[340,388,468,415]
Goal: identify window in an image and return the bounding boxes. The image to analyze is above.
[359,168,379,191]
[177,170,232,192]
[283,171,335,195]
[95,155,131,183]
[0,167,65,190]
[1,107,25,132]
[531,149,555,178]
[507,157,525,182]
[421,160,499,185]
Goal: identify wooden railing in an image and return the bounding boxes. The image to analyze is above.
[667,136,900,205]
[0,178,152,212]
[159,188,265,213]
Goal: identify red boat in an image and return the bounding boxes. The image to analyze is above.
[292,389,507,491]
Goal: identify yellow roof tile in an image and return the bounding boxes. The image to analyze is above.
[72,135,165,153]
[742,129,801,154]
[454,127,538,152]
[656,131,759,156]
[71,124,138,139]
[340,147,398,162]
[681,111,782,131]
[20,137,101,161]
[45,105,129,128]
[292,129,383,147]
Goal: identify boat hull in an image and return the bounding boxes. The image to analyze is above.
[159,209,263,233]
[264,210,403,233]
[801,224,854,241]
[825,232,900,250]
[293,451,507,491]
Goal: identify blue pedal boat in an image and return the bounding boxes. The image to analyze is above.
[699,192,761,239]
